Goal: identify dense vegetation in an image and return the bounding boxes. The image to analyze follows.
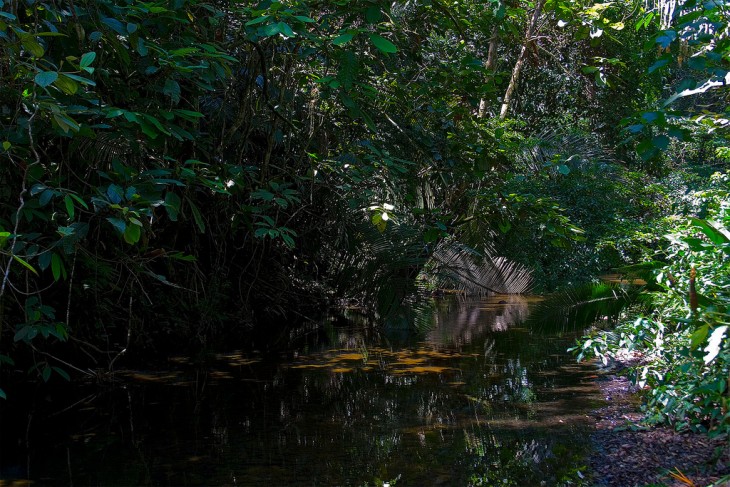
[0,0,727,441]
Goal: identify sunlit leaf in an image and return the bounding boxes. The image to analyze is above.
[704,326,728,364]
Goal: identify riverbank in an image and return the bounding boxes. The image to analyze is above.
[589,366,730,487]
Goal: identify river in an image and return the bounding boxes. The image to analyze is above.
[0,295,603,486]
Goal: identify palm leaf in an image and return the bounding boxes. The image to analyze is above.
[516,128,616,174]
[525,282,650,333]
[428,242,533,295]
[318,209,430,319]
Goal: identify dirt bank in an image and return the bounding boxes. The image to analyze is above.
[589,370,730,487]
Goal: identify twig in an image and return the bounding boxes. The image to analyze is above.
[0,105,40,299]
[65,250,78,329]
[29,343,94,377]
[108,295,133,371]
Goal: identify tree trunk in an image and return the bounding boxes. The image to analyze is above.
[499,0,545,120]
[477,24,500,118]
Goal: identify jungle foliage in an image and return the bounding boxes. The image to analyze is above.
[0,0,728,432]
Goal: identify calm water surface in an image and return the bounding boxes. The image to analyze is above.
[0,296,603,486]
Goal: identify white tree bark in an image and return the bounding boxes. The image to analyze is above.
[499,0,545,120]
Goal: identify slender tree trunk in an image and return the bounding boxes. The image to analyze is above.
[499,0,545,120]
[477,25,500,118]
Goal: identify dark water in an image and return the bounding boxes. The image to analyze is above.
[0,296,603,486]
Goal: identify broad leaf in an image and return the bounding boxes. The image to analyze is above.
[333,33,354,46]
[369,34,397,53]
[34,71,58,88]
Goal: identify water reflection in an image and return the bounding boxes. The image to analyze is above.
[425,295,534,345]
[0,296,601,486]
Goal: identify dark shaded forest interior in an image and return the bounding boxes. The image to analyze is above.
[0,0,728,485]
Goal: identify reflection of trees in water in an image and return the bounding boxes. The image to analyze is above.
[426,295,531,347]
[172,298,585,483]
[462,427,578,485]
[8,297,591,485]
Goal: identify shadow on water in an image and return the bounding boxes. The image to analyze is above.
[0,296,603,486]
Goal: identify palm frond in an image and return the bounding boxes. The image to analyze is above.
[516,128,616,173]
[525,282,648,333]
[319,211,429,319]
[428,242,533,295]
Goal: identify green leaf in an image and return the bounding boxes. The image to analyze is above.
[165,191,181,221]
[365,6,382,23]
[53,113,80,133]
[655,30,676,49]
[42,366,51,382]
[169,47,200,57]
[124,223,141,244]
[80,51,96,68]
[140,114,170,135]
[332,33,354,46]
[0,388,6,400]
[173,109,204,120]
[691,324,709,350]
[262,23,280,36]
[652,135,670,150]
[106,217,126,234]
[281,233,295,248]
[648,58,669,74]
[52,366,70,381]
[139,120,159,139]
[369,34,397,53]
[106,184,124,204]
[252,189,275,201]
[101,17,126,35]
[38,251,52,271]
[21,36,44,57]
[245,15,271,26]
[163,78,181,104]
[69,193,89,209]
[14,326,29,342]
[691,218,730,246]
[13,255,38,275]
[62,73,95,86]
[51,253,63,281]
[277,21,295,38]
[137,37,148,56]
[54,75,79,95]
[186,198,206,233]
[64,195,74,219]
[34,71,58,88]
[39,189,55,206]
[558,164,571,175]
